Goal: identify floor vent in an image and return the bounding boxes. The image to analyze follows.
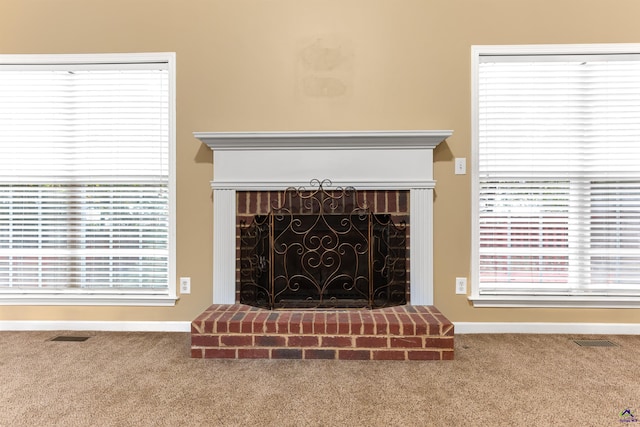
[573,339,618,347]
[50,336,90,342]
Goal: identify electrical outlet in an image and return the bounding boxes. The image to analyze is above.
[180,277,191,294]
[455,158,467,175]
[455,277,467,295]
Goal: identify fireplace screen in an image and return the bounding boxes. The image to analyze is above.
[239,180,407,309]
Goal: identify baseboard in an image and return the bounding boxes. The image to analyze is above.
[454,322,640,335]
[0,321,192,332]
[4,320,638,335]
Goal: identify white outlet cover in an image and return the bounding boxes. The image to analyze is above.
[180,277,191,294]
[455,277,467,294]
[455,158,466,175]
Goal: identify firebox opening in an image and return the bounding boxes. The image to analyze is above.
[238,180,408,310]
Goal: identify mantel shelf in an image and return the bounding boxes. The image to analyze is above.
[194,130,453,151]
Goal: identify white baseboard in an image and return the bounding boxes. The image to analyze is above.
[3,320,638,335]
[0,321,192,332]
[454,322,640,335]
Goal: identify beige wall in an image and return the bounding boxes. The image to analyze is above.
[1,0,640,324]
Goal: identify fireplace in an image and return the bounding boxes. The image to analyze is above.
[238,180,408,309]
[191,131,455,360]
[194,130,452,306]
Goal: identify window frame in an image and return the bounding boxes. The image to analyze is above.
[470,44,640,308]
[0,52,177,306]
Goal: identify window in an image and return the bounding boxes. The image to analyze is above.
[0,53,176,305]
[471,44,640,307]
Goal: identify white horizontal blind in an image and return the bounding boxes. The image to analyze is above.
[0,60,170,291]
[478,53,640,297]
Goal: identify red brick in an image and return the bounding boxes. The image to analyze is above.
[288,335,319,347]
[241,312,257,333]
[237,192,247,214]
[221,335,253,347]
[254,335,286,347]
[337,313,350,334]
[313,313,326,334]
[265,312,278,333]
[204,348,236,359]
[248,192,257,214]
[350,313,363,335]
[408,350,442,360]
[442,350,455,360]
[442,324,455,336]
[191,335,220,347]
[276,312,291,334]
[413,318,429,335]
[360,312,375,335]
[411,305,431,314]
[252,312,269,333]
[373,350,406,360]
[355,336,388,348]
[338,350,371,360]
[425,337,454,349]
[387,313,402,335]
[259,192,270,213]
[301,313,314,334]
[304,349,336,360]
[387,191,398,213]
[228,312,247,333]
[398,191,408,212]
[397,313,416,335]
[390,337,423,348]
[321,336,353,347]
[214,311,236,333]
[325,313,338,334]
[238,348,270,359]
[191,323,202,334]
[289,312,302,334]
[356,191,367,210]
[376,191,385,212]
[373,313,388,335]
[191,348,203,358]
[272,349,303,359]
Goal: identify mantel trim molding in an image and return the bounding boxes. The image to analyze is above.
[194,130,453,151]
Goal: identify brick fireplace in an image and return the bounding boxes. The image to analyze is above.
[192,131,454,360]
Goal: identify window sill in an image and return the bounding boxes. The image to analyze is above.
[469,295,640,309]
[0,291,179,306]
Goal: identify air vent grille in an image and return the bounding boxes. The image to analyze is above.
[50,336,90,342]
[573,339,618,347]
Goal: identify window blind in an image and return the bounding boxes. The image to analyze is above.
[0,60,171,291]
[477,53,640,297]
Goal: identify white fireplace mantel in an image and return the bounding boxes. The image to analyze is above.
[195,130,453,306]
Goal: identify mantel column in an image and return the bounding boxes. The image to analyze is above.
[410,188,434,305]
[212,188,236,304]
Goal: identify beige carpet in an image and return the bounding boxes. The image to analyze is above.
[1,331,638,426]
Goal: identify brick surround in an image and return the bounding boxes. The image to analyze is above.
[191,304,454,360]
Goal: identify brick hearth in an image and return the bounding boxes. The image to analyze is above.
[191,304,454,360]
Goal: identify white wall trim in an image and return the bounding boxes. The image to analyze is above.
[454,322,640,335]
[195,130,452,150]
[468,295,640,308]
[0,320,191,332]
[210,180,437,191]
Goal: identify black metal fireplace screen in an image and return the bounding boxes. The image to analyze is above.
[239,180,407,309]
